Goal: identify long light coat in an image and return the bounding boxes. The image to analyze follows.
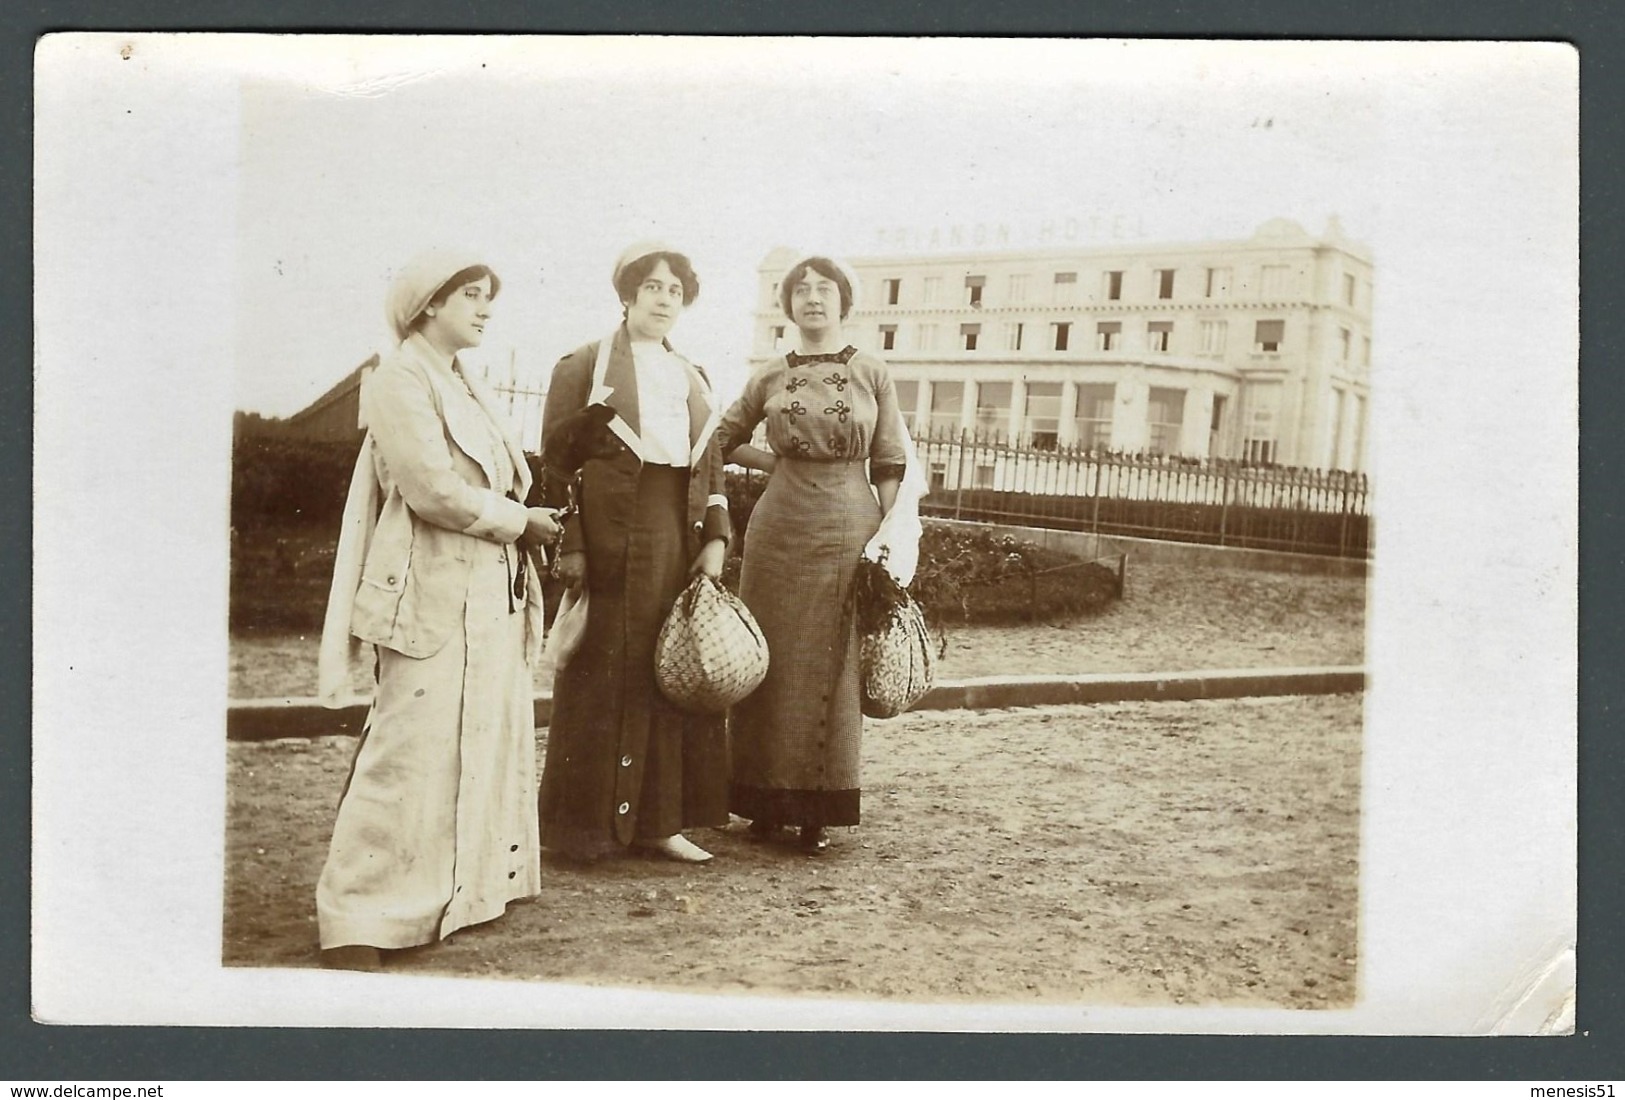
[315,335,544,950]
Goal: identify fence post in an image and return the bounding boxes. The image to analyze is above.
[954,429,965,521]
[1089,455,1104,557]
[1338,473,1352,558]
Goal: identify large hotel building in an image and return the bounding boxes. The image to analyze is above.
[750,216,1372,472]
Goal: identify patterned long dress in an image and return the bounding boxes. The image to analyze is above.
[716,346,908,827]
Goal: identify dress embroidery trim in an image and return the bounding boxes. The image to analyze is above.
[785,346,858,369]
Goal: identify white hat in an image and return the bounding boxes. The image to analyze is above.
[612,239,681,296]
[385,248,499,342]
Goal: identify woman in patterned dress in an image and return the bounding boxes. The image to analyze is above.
[717,255,910,853]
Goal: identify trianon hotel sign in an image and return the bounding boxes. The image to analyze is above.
[871,214,1151,253]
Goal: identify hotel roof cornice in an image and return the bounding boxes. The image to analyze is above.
[761,217,1373,270]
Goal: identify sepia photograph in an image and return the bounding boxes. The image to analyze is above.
[32,34,1576,1033]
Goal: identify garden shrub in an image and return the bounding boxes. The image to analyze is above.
[229,443,1121,635]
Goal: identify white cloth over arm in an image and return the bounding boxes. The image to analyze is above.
[863,403,929,587]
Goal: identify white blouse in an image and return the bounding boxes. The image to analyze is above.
[630,339,693,467]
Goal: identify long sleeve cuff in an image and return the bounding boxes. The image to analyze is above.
[700,503,731,547]
[463,492,529,543]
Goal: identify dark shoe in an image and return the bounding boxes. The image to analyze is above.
[798,826,829,853]
[320,945,382,972]
[747,819,782,839]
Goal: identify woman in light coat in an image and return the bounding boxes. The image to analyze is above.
[315,249,560,970]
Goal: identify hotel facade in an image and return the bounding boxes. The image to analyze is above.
[750,216,1372,472]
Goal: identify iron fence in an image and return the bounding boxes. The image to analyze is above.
[484,373,1373,559]
[910,430,1371,559]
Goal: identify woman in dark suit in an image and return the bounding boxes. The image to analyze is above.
[536,241,733,863]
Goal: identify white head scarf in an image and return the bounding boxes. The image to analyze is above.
[384,248,501,343]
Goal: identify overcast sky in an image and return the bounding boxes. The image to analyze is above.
[233,38,1386,418]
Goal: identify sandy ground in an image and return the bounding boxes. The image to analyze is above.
[224,693,1361,1008]
[223,559,1365,1008]
[229,561,1366,699]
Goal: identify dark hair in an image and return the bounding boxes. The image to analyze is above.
[413,265,501,331]
[615,251,700,307]
[779,256,853,321]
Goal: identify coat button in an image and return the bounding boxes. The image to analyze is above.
[621,755,633,767]
[618,801,630,815]
[386,575,397,585]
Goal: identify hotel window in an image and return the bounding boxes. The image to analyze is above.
[1103,270,1124,301]
[1147,320,1173,352]
[884,278,901,305]
[965,275,986,308]
[1023,381,1063,450]
[1326,387,1347,469]
[1146,387,1185,455]
[1052,322,1072,351]
[1053,271,1078,304]
[1343,273,1356,307]
[1260,264,1291,298]
[922,276,942,305]
[1362,334,1372,367]
[879,324,898,351]
[1097,321,1122,352]
[974,381,1012,440]
[929,462,948,491]
[917,323,939,351]
[1199,319,1228,356]
[771,325,787,352]
[1254,319,1285,353]
[974,464,996,489]
[1007,273,1030,303]
[1339,326,1351,361]
[1244,383,1281,464]
[1205,267,1232,299]
[893,380,921,432]
[1074,383,1115,451]
[961,323,981,352]
[769,281,780,307]
[928,381,964,437]
[1155,268,1176,300]
[1005,321,1024,351]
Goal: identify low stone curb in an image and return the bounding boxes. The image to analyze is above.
[226,666,1365,742]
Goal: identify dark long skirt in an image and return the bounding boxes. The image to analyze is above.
[538,465,729,860]
[730,458,881,828]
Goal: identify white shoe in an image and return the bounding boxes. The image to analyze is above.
[635,834,714,863]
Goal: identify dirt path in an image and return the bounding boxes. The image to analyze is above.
[225,693,1361,1008]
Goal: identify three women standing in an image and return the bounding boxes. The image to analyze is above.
[718,256,913,853]
[536,242,733,864]
[315,250,560,970]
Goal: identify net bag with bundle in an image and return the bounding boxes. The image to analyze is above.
[655,575,770,713]
[852,555,937,719]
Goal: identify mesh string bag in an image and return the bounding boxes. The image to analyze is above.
[852,554,938,719]
[655,575,771,713]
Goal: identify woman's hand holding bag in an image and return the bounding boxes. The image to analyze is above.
[655,575,770,713]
